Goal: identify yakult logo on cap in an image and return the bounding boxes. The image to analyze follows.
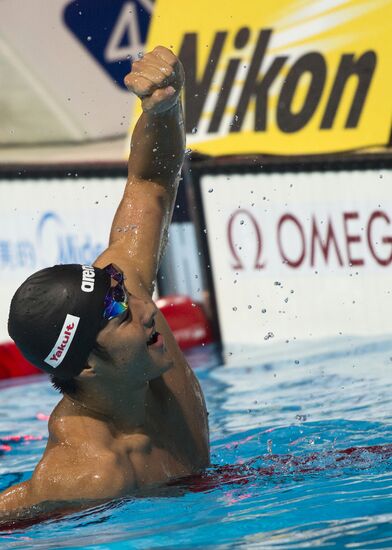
[44,314,80,368]
[81,265,95,293]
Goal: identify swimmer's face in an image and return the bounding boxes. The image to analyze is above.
[93,291,173,388]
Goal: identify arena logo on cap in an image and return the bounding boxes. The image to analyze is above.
[81,265,95,293]
[44,314,80,368]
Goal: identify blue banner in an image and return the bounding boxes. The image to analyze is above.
[63,0,153,90]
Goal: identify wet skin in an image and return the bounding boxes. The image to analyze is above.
[38,287,210,494]
[96,290,174,388]
[0,288,209,519]
[0,45,209,524]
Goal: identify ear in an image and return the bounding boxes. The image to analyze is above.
[74,363,96,383]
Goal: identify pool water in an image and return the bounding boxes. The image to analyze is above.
[0,337,391,549]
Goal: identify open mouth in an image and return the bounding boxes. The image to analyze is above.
[146,330,160,346]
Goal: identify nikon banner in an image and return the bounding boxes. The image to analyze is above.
[130,0,392,155]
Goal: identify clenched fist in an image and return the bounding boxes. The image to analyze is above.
[124,46,185,115]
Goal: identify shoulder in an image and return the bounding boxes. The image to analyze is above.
[35,403,132,500]
[31,446,132,502]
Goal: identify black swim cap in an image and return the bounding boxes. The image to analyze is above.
[8,264,111,379]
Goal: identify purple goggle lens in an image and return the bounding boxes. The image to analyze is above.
[102,264,128,321]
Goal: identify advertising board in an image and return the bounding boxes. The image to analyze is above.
[132,0,392,155]
[196,160,392,355]
[0,0,152,144]
[0,175,124,341]
[0,168,202,344]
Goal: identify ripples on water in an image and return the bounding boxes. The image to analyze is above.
[0,337,391,549]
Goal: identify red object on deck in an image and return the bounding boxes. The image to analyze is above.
[0,342,42,380]
[0,295,214,380]
[156,295,213,350]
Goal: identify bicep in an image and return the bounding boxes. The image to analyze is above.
[31,450,127,503]
[0,453,128,525]
[156,310,208,417]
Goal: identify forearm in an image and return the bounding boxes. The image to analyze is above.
[0,497,94,529]
[99,46,186,286]
[128,100,185,187]
[0,481,32,521]
[0,481,103,527]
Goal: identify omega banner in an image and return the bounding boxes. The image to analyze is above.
[199,167,392,353]
[130,0,392,155]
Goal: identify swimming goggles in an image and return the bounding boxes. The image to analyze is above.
[103,264,129,321]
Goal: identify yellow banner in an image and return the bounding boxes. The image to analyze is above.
[130,0,392,155]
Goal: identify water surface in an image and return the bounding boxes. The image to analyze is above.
[0,337,391,549]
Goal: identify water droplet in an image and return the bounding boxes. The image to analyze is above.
[208,188,213,193]
[240,220,245,225]
[87,35,92,41]
[248,305,252,309]
[261,308,266,314]
[232,306,237,311]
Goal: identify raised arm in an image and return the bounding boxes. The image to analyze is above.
[94,46,185,295]
[94,47,209,464]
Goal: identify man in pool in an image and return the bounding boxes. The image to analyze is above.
[0,46,209,523]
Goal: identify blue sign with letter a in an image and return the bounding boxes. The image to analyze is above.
[63,0,153,90]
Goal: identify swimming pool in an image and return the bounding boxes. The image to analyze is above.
[0,337,391,549]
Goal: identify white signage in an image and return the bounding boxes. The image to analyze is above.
[0,0,150,144]
[44,314,80,368]
[0,177,124,342]
[200,169,392,356]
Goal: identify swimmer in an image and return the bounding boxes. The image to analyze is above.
[0,46,209,524]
